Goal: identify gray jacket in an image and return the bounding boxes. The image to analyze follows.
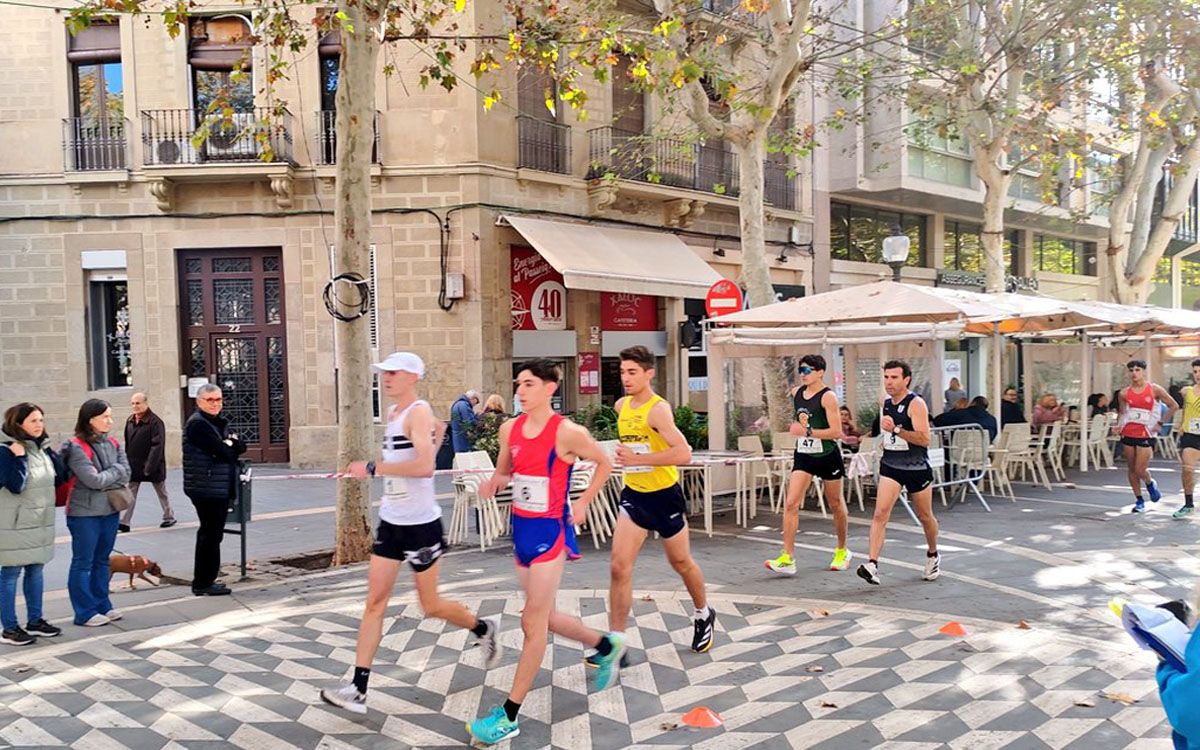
[0,440,58,567]
[64,434,130,517]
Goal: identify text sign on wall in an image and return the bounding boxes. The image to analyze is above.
[601,292,659,331]
[511,247,566,331]
[578,352,600,394]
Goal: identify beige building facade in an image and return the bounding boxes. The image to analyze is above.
[0,4,813,466]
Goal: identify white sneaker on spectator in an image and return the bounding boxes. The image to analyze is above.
[82,614,110,627]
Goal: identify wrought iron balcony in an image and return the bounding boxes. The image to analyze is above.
[517,115,572,174]
[63,117,127,171]
[313,110,380,165]
[588,127,739,198]
[763,161,796,210]
[140,108,294,166]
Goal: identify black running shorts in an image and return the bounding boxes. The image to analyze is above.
[619,484,688,539]
[879,463,934,494]
[1120,436,1155,449]
[792,450,844,481]
[373,518,446,572]
[1179,433,1200,452]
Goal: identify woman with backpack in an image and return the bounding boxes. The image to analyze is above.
[63,399,131,627]
[0,403,68,645]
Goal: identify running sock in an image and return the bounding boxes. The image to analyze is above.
[470,619,490,637]
[594,635,614,656]
[693,605,711,620]
[1185,494,1195,508]
[868,559,878,566]
[1135,495,1145,503]
[352,666,370,694]
[503,699,521,722]
[926,550,938,558]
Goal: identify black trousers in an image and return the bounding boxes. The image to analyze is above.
[190,496,229,590]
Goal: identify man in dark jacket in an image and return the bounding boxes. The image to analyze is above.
[1001,387,1027,426]
[121,393,175,532]
[182,384,246,596]
[449,390,479,454]
[934,396,999,442]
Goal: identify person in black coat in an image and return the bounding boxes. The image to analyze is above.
[1001,386,1026,426]
[182,385,246,596]
[121,393,175,532]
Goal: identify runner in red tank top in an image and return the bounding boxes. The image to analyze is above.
[1118,359,1177,513]
[469,359,625,746]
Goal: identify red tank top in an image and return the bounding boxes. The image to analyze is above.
[508,413,573,519]
[1121,385,1157,438]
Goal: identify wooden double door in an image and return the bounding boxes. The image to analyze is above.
[178,248,289,463]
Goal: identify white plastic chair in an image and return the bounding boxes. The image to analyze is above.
[736,435,775,524]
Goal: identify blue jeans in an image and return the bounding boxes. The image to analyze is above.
[66,512,119,624]
[0,563,44,631]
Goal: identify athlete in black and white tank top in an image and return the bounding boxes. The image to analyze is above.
[880,392,929,470]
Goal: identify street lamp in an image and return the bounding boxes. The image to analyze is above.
[881,224,911,282]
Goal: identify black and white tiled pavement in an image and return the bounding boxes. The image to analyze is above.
[0,577,1175,749]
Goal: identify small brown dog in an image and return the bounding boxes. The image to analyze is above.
[109,554,162,590]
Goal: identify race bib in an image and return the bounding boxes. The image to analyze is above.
[1188,417,1200,435]
[882,431,910,451]
[511,473,550,514]
[623,442,653,474]
[383,477,408,499]
[1127,408,1155,426]
[794,437,822,455]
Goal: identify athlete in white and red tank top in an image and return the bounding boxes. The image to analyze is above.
[1118,359,1178,512]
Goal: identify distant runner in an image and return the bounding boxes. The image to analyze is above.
[1172,358,1200,519]
[1118,359,1177,513]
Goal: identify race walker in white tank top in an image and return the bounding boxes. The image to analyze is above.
[378,399,441,526]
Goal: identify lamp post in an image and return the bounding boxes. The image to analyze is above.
[881,224,911,282]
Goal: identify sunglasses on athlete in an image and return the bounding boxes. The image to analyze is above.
[799,366,814,375]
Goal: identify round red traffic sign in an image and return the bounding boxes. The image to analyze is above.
[705,280,744,318]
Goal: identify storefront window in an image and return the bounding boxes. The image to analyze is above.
[1183,257,1200,310]
[830,202,926,266]
[944,223,1017,274]
[1148,256,1173,308]
[1032,234,1096,276]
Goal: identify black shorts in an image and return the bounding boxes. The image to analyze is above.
[1120,436,1155,449]
[373,518,446,572]
[792,450,844,481]
[879,463,934,494]
[1179,433,1200,452]
[619,484,688,539]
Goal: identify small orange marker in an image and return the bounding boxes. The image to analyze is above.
[939,621,968,637]
[681,707,724,728]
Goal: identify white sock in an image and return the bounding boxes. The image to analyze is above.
[693,605,710,620]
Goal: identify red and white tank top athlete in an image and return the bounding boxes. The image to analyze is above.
[508,413,574,520]
[1121,385,1158,439]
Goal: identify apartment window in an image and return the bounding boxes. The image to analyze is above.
[611,56,645,136]
[906,107,972,187]
[517,67,569,173]
[319,30,340,112]
[1033,234,1096,276]
[67,22,125,170]
[944,222,1017,274]
[88,274,131,389]
[1087,152,1118,217]
[830,202,926,266]
[189,15,253,113]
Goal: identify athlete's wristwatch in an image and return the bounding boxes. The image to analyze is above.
[892,426,902,435]
[366,461,376,477]
[805,426,812,438]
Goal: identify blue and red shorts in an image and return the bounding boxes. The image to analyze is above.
[512,508,580,568]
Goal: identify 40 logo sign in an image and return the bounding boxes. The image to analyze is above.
[511,247,567,331]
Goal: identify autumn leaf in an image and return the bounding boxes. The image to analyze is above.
[453,0,465,11]
[806,665,824,673]
[1016,620,1032,630]
[1101,692,1139,706]
[812,609,830,618]
[819,700,838,708]
[1074,698,1095,708]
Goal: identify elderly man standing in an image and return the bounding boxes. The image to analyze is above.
[449,390,480,454]
[121,393,175,533]
[182,384,245,596]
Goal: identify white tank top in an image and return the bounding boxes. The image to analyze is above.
[377,399,441,526]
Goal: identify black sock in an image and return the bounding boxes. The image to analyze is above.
[470,619,489,637]
[868,559,878,566]
[594,635,614,656]
[352,666,370,694]
[1136,495,1145,502]
[503,699,521,722]
[927,550,938,558]
[1186,494,1194,508]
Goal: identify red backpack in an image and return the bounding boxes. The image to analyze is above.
[55,437,119,509]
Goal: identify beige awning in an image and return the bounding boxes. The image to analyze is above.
[501,214,723,298]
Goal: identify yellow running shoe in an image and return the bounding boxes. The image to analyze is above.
[765,552,796,576]
[829,548,852,571]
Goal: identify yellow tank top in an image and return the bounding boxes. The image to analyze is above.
[617,394,679,492]
[1183,386,1200,435]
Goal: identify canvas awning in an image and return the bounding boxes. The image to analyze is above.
[500,214,723,298]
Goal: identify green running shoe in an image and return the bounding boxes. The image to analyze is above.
[1173,506,1195,519]
[467,705,519,747]
[592,633,627,691]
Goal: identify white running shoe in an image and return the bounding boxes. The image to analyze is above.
[320,682,367,715]
[477,616,503,669]
[81,614,110,627]
[922,553,941,581]
[856,561,881,586]
[104,609,123,622]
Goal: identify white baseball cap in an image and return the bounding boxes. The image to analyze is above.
[370,351,425,378]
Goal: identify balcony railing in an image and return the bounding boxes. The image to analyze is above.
[63,117,127,171]
[1154,170,1199,245]
[764,161,796,210]
[314,110,380,165]
[588,127,739,197]
[517,115,571,174]
[141,108,294,166]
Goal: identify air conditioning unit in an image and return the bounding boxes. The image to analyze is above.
[201,111,255,162]
[153,137,191,165]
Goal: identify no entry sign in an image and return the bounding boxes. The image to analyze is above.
[705,280,744,318]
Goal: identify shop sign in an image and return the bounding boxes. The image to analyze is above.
[578,352,600,394]
[601,292,659,331]
[936,269,1039,292]
[511,247,566,331]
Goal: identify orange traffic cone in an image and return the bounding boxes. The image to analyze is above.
[939,621,968,637]
[681,707,724,728]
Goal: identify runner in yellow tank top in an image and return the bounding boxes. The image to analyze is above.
[593,345,715,661]
[1174,358,1200,518]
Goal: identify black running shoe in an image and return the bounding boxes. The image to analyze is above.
[691,608,716,653]
[1,627,35,646]
[24,619,61,637]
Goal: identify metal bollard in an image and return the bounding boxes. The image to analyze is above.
[225,460,252,581]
